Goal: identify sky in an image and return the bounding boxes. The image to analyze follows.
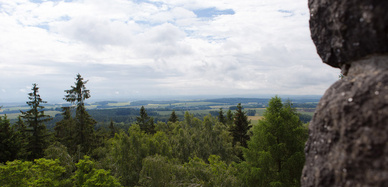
[0,0,339,103]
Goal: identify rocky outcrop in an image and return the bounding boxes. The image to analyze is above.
[309,0,388,69]
[302,0,388,186]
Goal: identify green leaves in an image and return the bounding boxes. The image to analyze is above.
[0,159,65,187]
[73,156,122,187]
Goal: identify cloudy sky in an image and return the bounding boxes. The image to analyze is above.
[0,0,339,103]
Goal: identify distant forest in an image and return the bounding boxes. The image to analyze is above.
[0,74,313,186]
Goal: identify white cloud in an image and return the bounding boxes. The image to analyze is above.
[0,0,339,103]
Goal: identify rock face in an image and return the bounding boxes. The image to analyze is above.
[309,0,388,69]
[302,0,388,186]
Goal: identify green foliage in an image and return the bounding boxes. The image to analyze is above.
[0,115,19,162]
[246,110,257,116]
[137,106,155,134]
[13,116,30,160]
[240,96,308,187]
[139,155,175,187]
[62,74,97,155]
[226,109,234,127]
[109,120,116,138]
[0,158,65,187]
[20,83,52,160]
[44,142,75,177]
[168,110,179,123]
[218,108,226,124]
[73,156,122,187]
[54,107,77,155]
[230,103,251,148]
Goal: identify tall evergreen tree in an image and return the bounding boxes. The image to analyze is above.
[229,103,251,148]
[54,107,76,154]
[242,96,308,186]
[218,108,226,124]
[0,115,18,162]
[63,74,96,154]
[168,110,178,123]
[13,116,29,160]
[136,106,155,134]
[226,109,234,127]
[20,83,52,160]
[109,119,116,138]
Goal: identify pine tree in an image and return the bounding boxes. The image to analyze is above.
[168,110,178,123]
[63,74,96,154]
[218,108,226,124]
[136,106,155,134]
[20,83,52,160]
[229,103,251,148]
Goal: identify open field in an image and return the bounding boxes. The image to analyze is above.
[1,98,317,126]
[248,116,264,124]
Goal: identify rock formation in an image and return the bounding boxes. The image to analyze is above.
[302,0,388,186]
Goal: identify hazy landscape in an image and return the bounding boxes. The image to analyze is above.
[0,0,337,186]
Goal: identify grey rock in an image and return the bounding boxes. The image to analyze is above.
[308,0,388,68]
[301,56,388,186]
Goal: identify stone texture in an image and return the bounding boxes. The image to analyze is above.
[308,0,388,68]
[302,57,388,186]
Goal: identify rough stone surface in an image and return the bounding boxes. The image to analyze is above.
[302,60,388,186]
[308,0,388,68]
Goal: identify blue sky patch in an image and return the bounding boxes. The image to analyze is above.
[278,9,294,17]
[193,7,235,18]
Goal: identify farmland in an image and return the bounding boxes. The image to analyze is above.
[1,97,318,129]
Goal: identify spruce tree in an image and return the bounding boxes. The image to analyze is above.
[54,107,77,154]
[63,74,96,154]
[136,106,155,134]
[20,83,52,160]
[226,109,233,127]
[0,115,18,162]
[218,108,226,124]
[13,116,29,160]
[168,110,178,123]
[229,103,251,148]
[109,119,116,138]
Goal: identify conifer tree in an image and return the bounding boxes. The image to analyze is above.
[54,107,76,154]
[242,96,308,186]
[109,119,116,138]
[13,116,29,160]
[20,83,52,160]
[218,108,226,124]
[168,110,178,123]
[63,74,96,154]
[229,103,251,148]
[136,106,155,134]
[226,109,234,127]
[0,115,18,162]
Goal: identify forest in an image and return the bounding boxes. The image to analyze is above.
[0,74,309,187]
